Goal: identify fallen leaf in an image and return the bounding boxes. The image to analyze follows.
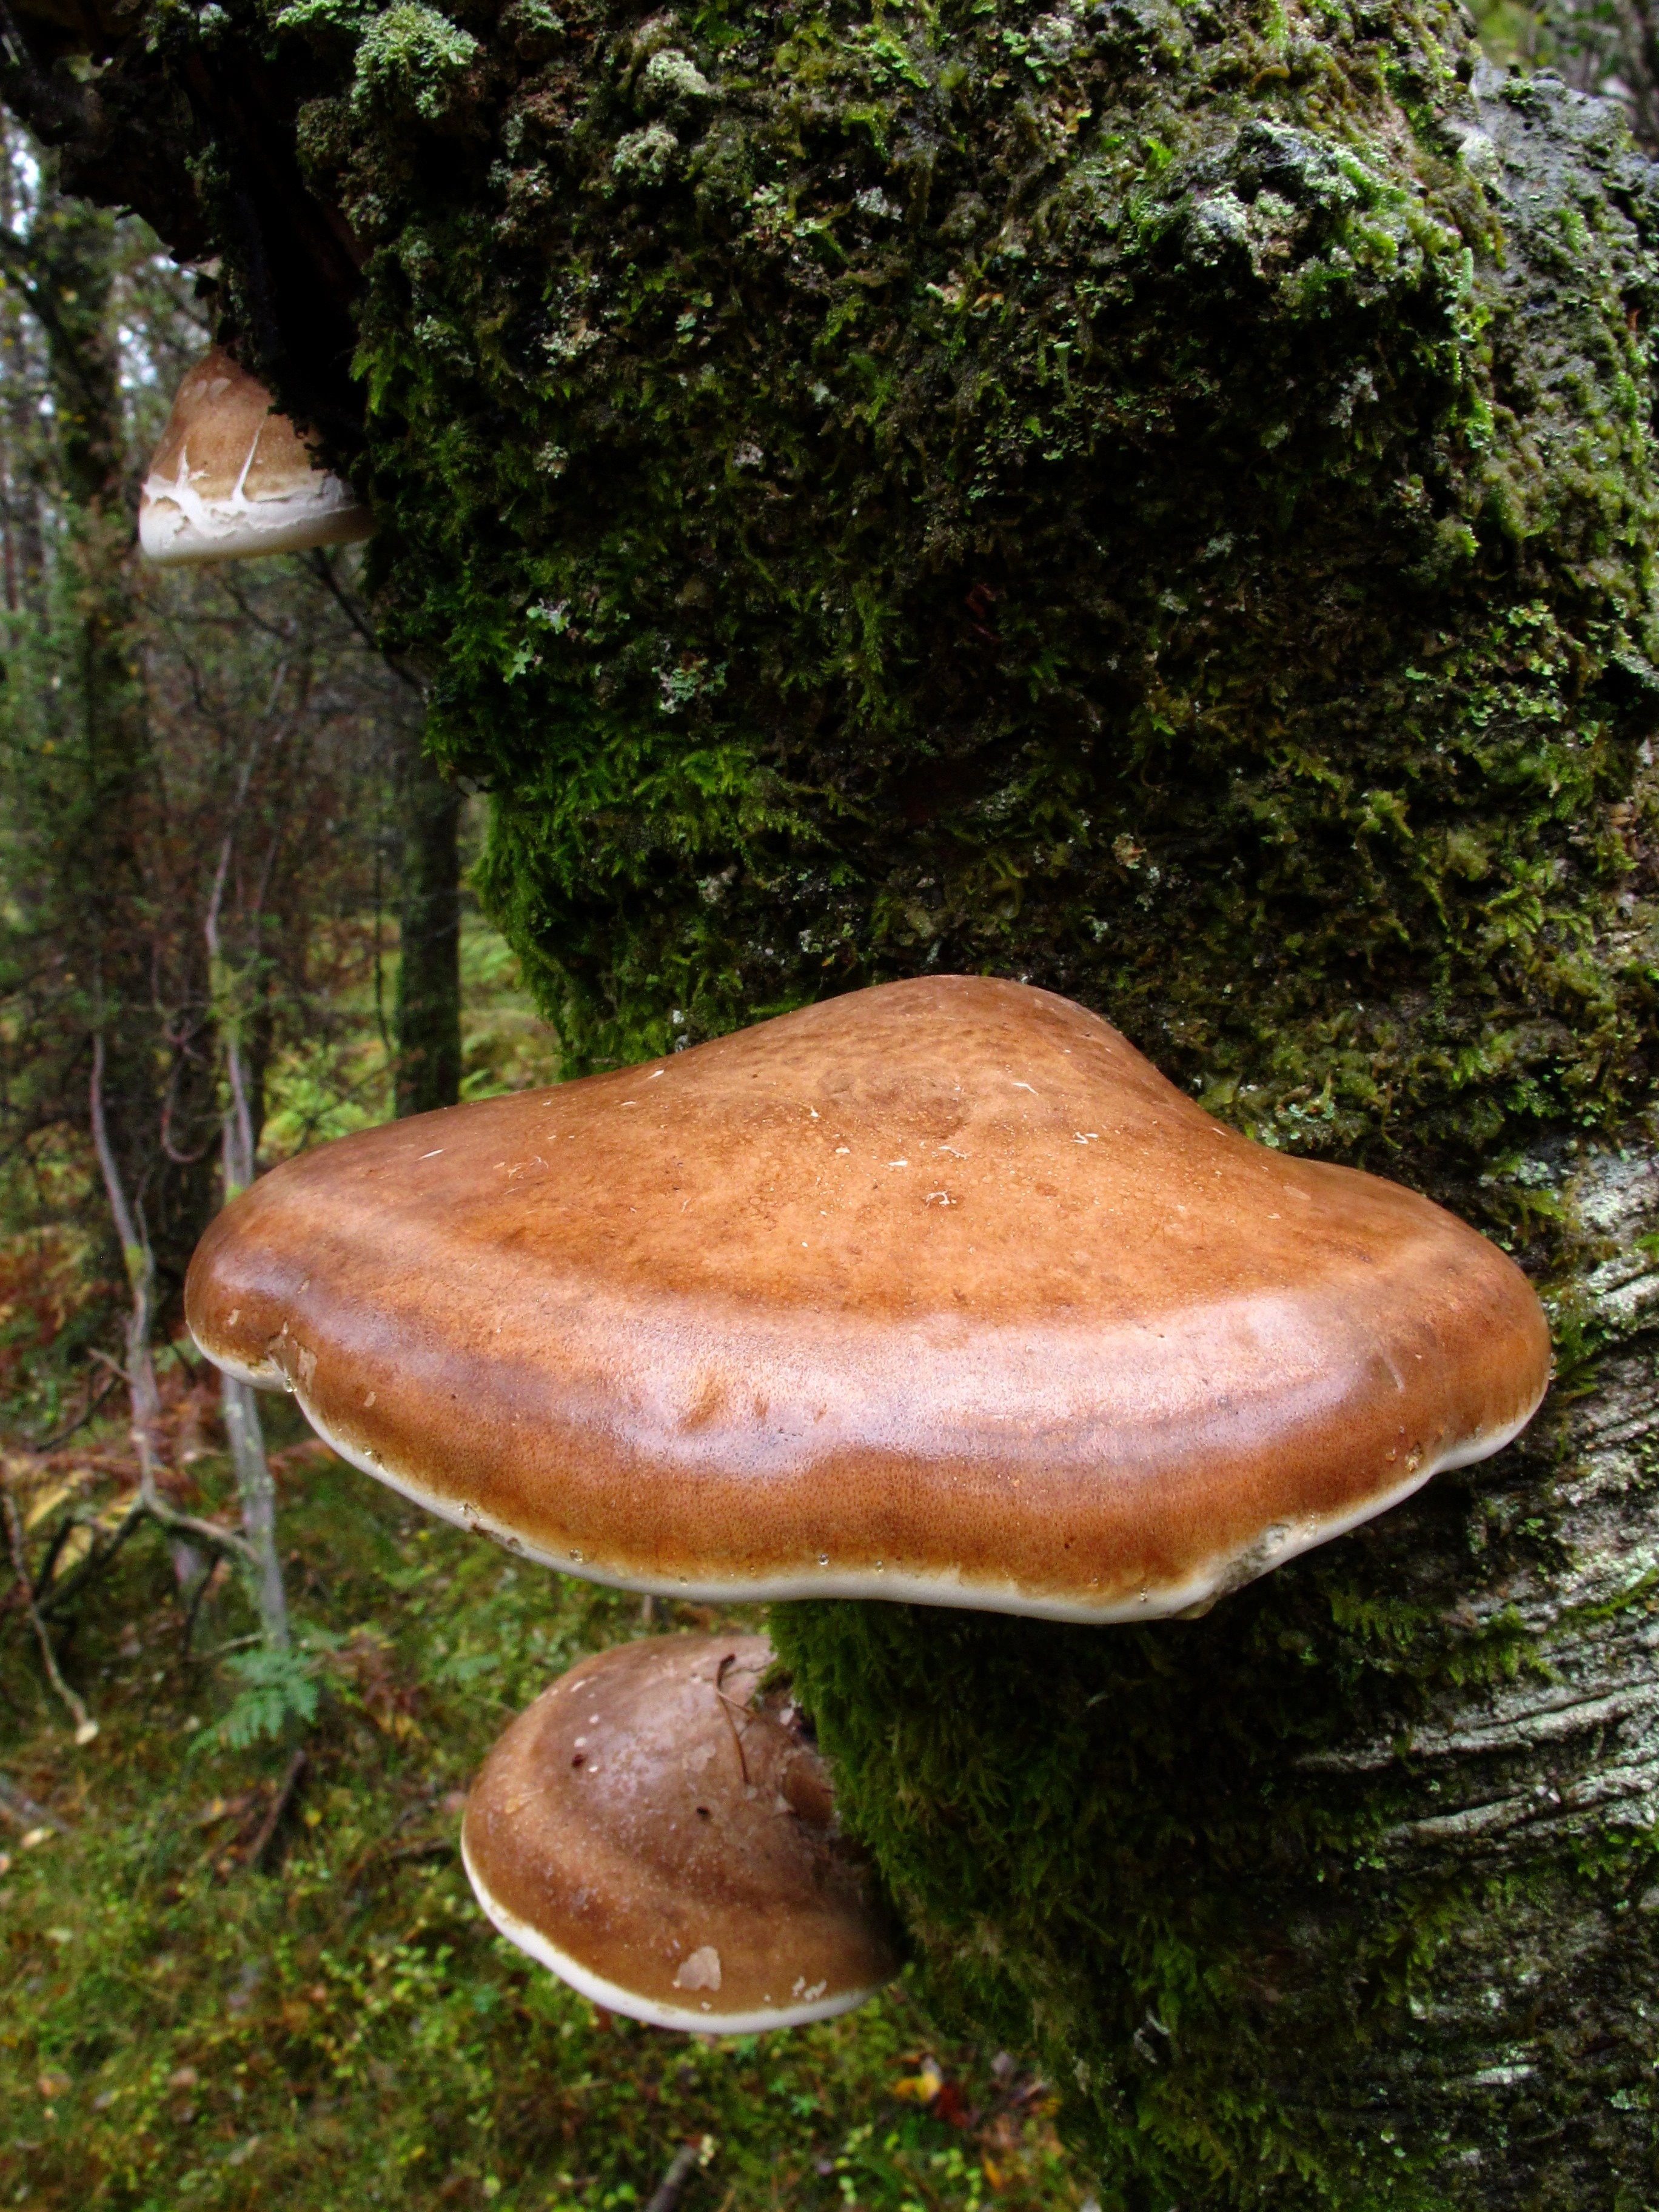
[893,2056,943,2103]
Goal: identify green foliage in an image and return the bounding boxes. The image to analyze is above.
[241,0,1655,1190]
[353,4,481,122]
[204,1644,323,1749]
[195,1629,343,1753]
[0,162,219,1310]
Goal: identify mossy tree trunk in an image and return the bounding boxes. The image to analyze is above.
[10,0,1659,2196]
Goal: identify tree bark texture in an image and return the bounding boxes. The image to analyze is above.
[10,0,1659,2199]
[394,730,464,1116]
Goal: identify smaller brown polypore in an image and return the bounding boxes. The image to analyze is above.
[461,1634,900,2032]
[138,348,373,565]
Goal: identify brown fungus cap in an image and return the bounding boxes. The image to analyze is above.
[185,976,1552,1621]
[461,1634,900,2031]
[138,347,373,565]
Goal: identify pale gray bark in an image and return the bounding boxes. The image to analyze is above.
[1269,1131,1659,2185]
[219,1375,288,1654]
[206,807,291,1655]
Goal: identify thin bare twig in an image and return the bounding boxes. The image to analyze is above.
[179,1557,229,1657]
[38,1498,146,1621]
[2,1483,95,1741]
[644,2143,703,2212]
[30,1509,87,1598]
[246,1748,308,1871]
[711,1653,751,1785]
[304,548,424,693]
[28,1369,119,1452]
[87,1027,256,1575]
[38,1451,250,1574]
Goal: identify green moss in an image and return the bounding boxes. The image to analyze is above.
[270,0,1655,1194]
[771,1515,1659,2209]
[353,1,481,118]
[0,1443,1085,2212]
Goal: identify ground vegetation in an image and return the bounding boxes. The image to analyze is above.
[2,1410,1081,2212]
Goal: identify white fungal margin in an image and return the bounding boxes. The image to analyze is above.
[139,445,372,565]
[460,1832,886,2034]
[193,1324,1546,1625]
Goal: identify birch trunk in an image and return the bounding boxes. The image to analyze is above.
[207,822,291,1656]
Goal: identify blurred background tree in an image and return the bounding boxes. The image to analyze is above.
[0,114,497,1682]
[0,115,473,1411]
[1478,0,1659,144]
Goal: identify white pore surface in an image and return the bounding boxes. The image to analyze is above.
[138,448,372,565]
[460,1832,887,2035]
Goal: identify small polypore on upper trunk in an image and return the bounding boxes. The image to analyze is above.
[139,347,372,566]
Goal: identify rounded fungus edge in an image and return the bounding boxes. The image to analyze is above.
[138,347,374,566]
[460,1634,902,2033]
[186,975,1554,1624]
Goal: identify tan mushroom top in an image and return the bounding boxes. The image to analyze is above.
[463,1634,899,2031]
[138,347,372,565]
[185,975,1552,1621]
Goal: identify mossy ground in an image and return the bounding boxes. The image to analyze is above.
[1,1426,1082,2212]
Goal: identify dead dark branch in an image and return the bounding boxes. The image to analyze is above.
[246,1746,308,1871]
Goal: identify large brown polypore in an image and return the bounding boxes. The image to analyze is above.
[186,976,1552,1621]
[461,1634,899,2031]
[138,347,373,564]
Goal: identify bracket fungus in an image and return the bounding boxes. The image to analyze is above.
[185,975,1551,1623]
[462,1634,900,2030]
[138,347,373,565]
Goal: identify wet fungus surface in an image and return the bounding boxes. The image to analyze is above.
[139,347,374,565]
[187,976,1549,1621]
[462,1634,900,2031]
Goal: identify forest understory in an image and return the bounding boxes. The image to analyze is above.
[0,163,1074,2209]
[1,1359,1082,2212]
